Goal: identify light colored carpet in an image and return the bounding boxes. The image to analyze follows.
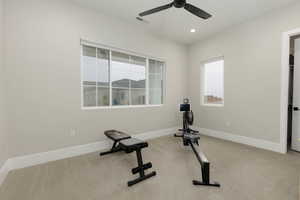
[0,135,299,200]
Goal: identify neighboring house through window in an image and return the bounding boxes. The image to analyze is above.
[201,58,224,106]
[81,42,165,109]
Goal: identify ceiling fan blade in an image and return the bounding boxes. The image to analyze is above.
[139,3,173,17]
[184,3,212,19]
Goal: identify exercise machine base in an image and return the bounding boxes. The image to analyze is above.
[175,132,221,188]
[177,99,220,188]
[193,180,221,187]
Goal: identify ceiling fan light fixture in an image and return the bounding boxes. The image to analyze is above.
[138,0,212,20]
[174,0,186,8]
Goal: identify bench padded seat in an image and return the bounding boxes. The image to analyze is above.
[104,130,131,142]
[120,138,148,152]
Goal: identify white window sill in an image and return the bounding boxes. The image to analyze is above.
[201,103,224,107]
[81,104,163,110]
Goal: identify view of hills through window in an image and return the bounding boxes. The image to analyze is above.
[111,51,146,105]
[81,44,164,107]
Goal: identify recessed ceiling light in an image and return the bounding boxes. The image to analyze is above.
[190,29,196,33]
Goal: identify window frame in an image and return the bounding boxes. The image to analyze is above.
[200,56,225,107]
[80,40,166,110]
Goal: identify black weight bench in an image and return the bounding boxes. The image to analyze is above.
[100,130,156,186]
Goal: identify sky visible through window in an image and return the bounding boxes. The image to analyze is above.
[82,57,145,83]
[111,61,145,83]
[204,60,224,100]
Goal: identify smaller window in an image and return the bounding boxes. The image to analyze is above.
[201,58,224,106]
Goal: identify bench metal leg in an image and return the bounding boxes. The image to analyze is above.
[128,171,156,187]
[127,149,156,187]
[100,141,122,156]
[137,149,145,176]
[132,162,152,174]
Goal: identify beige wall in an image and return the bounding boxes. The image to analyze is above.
[0,0,8,167]
[3,0,300,160]
[4,0,188,157]
[188,2,300,143]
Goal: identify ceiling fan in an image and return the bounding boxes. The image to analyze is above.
[139,0,212,20]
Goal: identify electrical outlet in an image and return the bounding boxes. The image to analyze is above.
[70,129,76,137]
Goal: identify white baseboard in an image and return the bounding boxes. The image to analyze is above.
[0,161,10,186]
[134,127,178,140]
[0,127,177,187]
[196,127,283,153]
[8,140,111,171]
[1,126,282,186]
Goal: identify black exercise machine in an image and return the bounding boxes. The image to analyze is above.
[175,99,220,187]
[100,130,156,186]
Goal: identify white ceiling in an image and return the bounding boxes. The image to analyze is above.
[72,0,297,44]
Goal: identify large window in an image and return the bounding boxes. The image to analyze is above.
[201,58,224,106]
[81,43,165,108]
